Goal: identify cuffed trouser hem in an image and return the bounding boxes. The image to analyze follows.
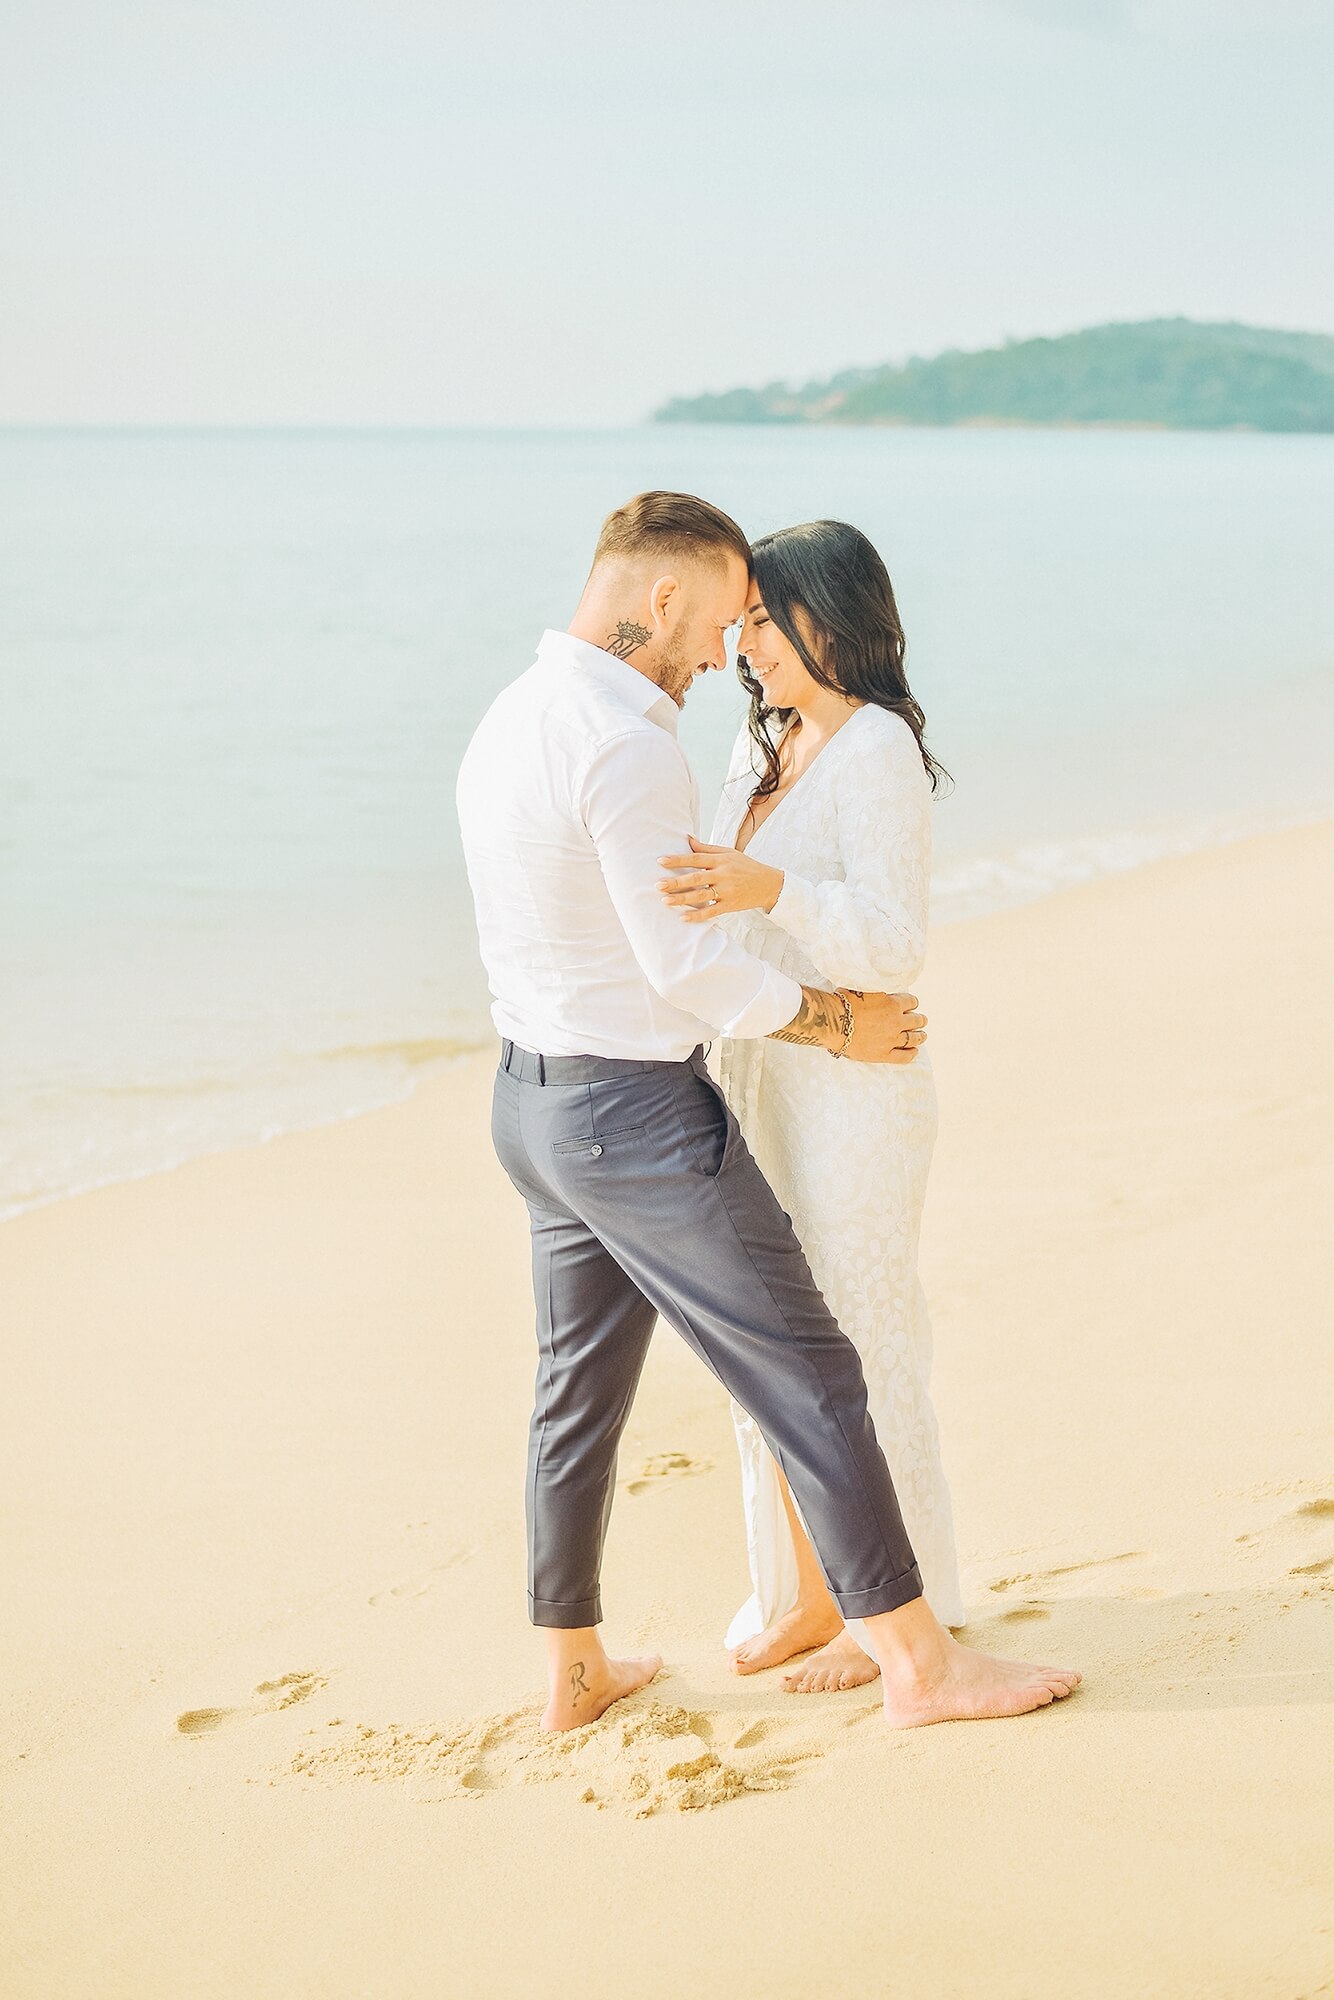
[833,1565,924,1621]
[529,1592,602,1629]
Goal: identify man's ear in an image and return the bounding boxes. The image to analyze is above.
[647,573,681,630]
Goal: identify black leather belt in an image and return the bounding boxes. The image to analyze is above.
[499,1039,703,1085]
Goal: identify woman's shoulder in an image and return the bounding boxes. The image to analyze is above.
[846,703,926,772]
[850,701,914,746]
[834,708,932,832]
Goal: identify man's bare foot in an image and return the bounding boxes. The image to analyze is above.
[880,1631,1080,1727]
[540,1650,661,1734]
[729,1601,842,1676]
[783,1627,882,1694]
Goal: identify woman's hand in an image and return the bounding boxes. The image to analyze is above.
[657,836,785,922]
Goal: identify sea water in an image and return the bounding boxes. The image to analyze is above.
[3,423,1331,1217]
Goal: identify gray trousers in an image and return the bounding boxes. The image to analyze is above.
[491,1040,923,1630]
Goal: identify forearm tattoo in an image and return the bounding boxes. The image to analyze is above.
[605,618,652,660]
[770,986,844,1049]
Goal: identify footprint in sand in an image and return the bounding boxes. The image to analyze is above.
[987,1551,1146,1596]
[368,1550,470,1607]
[176,1670,327,1737]
[282,1692,823,1817]
[729,1715,784,1750]
[624,1452,713,1497]
[1235,1498,1334,1579]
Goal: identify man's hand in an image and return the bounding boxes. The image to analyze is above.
[845,989,927,1063]
[770,987,926,1063]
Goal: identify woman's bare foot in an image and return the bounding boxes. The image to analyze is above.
[729,1601,842,1676]
[880,1631,1080,1726]
[783,1626,882,1694]
[540,1649,662,1733]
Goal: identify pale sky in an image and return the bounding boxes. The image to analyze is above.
[3,0,1331,426]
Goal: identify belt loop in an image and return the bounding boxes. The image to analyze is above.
[537,1053,546,1086]
[501,1039,513,1074]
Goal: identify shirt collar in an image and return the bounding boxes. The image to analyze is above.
[536,628,680,737]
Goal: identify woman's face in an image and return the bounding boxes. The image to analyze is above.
[739,591,824,711]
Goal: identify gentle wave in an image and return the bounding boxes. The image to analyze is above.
[314,1036,478,1068]
[931,807,1326,925]
[61,1036,487,1099]
[0,1035,492,1226]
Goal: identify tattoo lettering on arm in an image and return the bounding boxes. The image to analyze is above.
[569,1661,590,1705]
[770,985,843,1050]
[605,619,652,661]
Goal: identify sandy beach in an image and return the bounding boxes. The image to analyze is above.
[3,819,1331,2000]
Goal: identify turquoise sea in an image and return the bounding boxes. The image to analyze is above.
[3,424,1332,1219]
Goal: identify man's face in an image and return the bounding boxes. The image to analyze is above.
[655,552,750,708]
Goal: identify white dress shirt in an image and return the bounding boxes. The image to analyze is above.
[456,630,803,1060]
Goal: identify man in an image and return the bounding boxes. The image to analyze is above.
[456,491,1078,1733]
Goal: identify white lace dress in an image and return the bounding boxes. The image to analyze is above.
[711,702,965,1642]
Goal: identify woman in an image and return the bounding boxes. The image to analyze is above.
[658,519,965,1693]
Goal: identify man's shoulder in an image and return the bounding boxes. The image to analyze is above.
[526,662,678,764]
[479,658,659,734]
[462,662,580,766]
[551,659,672,744]
[460,662,682,803]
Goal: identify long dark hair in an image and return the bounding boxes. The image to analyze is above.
[739,520,949,801]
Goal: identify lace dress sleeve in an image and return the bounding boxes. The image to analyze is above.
[766,711,932,990]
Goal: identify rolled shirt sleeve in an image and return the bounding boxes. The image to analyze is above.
[580,726,803,1040]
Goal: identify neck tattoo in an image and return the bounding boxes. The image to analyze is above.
[606,619,652,661]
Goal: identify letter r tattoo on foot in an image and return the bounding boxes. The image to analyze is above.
[569,1661,589,1705]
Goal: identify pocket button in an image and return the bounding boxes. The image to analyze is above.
[589,1143,604,1157]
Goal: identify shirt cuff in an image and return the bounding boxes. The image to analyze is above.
[768,871,820,943]
[718,964,804,1040]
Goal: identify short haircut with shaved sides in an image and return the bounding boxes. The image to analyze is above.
[592,491,752,577]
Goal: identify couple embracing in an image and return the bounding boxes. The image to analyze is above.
[456,491,1079,1734]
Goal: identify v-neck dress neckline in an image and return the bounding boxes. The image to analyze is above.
[732,703,871,854]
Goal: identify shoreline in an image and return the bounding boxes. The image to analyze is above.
[7,805,1327,1231]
